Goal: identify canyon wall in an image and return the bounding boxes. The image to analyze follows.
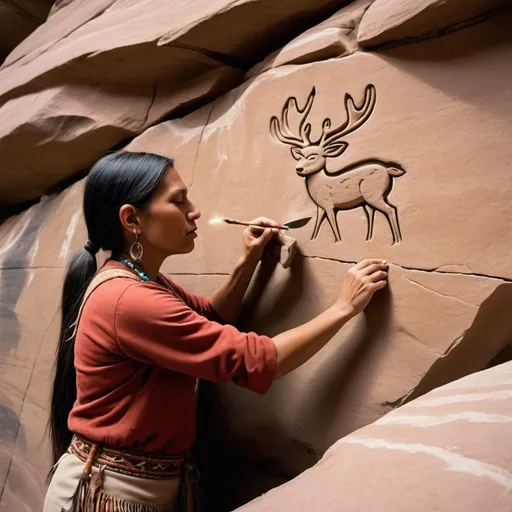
[0,1,511,510]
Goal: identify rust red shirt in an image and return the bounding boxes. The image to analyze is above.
[68,260,277,454]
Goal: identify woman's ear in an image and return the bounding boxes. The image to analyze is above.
[119,204,141,235]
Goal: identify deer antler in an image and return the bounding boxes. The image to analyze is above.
[318,84,376,147]
[270,88,316,147]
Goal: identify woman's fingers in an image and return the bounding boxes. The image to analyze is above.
[249,227,277,243]
[248,217,279,228]
[372,279,388,290]
[354,258,386,270]
[246,225,279,239]
[361,262,388,276]
[260,228,276,243]
[245,217,280,239]
[368,269,388,282]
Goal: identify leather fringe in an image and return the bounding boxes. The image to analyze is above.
[63,460,176,512]
[61,442,198,512]
[63,488,175,511]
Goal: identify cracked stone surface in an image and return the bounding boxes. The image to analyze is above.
[137,15,512,282]
[0,0,349,207]
[1,1,512,511]
[246,0,374,79]
[358,0,511,48]
[194,258,512,508]
[0,67,243,206]
[236,361,512,512]
[125,12,512,508]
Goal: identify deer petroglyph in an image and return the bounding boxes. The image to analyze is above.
[270,85,405,244]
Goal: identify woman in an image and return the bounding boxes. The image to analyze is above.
[45,151,388,511]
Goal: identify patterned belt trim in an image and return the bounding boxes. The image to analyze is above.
[68,435,186,480]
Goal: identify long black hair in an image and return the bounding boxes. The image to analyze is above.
[49,151,172,465]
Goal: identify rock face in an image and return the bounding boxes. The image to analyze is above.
[1,1,512,511]
[0,0,350,207]
[358,0,511,48]
[0,69,243,207]
[246,0,374,79]
[0,1,53,62]
[236,361,512,512]
[0,183,86,510]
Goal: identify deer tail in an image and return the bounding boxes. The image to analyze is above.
[387,165,405,177]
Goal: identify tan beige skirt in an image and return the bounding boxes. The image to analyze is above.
[44,452,181,512]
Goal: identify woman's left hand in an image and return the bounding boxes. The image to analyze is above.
[241,217,280,264]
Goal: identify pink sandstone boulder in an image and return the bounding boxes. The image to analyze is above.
[2,1,116,69]
[0,0,350,208]
[0,68,242,206]
[358,0,511,48]
[0,182,87,510]
[235,360,512,512]
[246,0,374,79]
[129,11,512,508]
[1,2,512,511]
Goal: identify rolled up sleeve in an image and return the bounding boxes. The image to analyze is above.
[114,282,277,394]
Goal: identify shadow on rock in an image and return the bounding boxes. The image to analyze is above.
[395,282,512,406]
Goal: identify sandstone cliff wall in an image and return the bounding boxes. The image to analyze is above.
[0,1,511,510]
[236,360,512,512]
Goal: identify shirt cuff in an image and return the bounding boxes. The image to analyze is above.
[235,334,277,395]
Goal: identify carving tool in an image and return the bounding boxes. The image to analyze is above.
[209,216,310,268]
[209,217,311,231]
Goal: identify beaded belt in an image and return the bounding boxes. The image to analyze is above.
[68,434,186,480]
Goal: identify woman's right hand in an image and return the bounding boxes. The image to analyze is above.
[337,259,388,316]
[273,258,388,379]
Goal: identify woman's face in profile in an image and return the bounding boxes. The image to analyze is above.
[138,166,201,257]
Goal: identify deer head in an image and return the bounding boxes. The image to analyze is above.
[270,85,377,177]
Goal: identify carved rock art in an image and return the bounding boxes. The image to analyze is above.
[270,85,406,244]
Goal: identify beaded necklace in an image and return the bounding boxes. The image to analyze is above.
[119,258,151,282]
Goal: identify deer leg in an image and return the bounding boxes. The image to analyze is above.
[325,208,341,242]
[363,205,376,241]
[383,197,402,243]
[360,176,402,244]
[363,198,401,244]
[311,204,326,240]
[392,206,402,243]
[316,187,341,242]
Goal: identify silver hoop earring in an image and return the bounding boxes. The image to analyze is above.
[129,234,143,262]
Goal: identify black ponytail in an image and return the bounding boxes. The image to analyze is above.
[49,151,171,465]
[50,248,97,464]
